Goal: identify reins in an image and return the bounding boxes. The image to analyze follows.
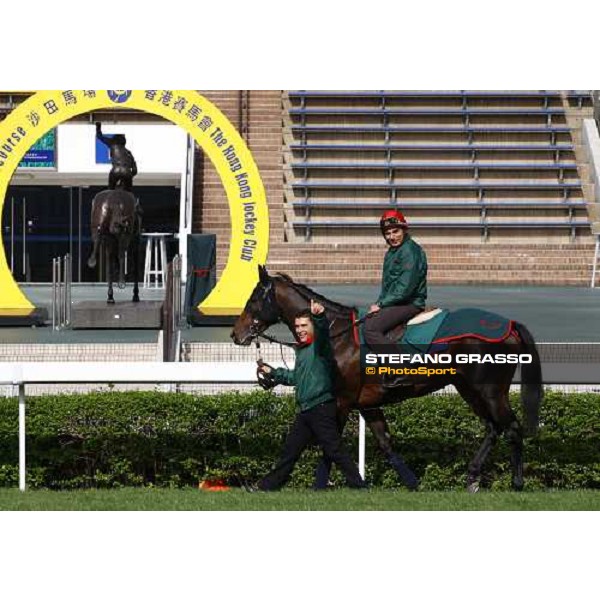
[250,275,376,369]
[252,312,371,353]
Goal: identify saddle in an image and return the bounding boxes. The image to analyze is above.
[354,306,446,351]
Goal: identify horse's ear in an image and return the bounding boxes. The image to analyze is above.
[258,265,270,284]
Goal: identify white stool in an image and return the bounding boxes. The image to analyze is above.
[143,233,172,289]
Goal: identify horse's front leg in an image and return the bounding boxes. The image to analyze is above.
[88,228,102,269]
[361,407,419,490]
[314,402,350,490]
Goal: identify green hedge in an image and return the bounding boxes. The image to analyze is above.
[0,390,598,490]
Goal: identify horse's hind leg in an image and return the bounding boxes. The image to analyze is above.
[478,383,524,491]
[361,407,419,490]
[505,418,524,491]
[106,239,115,305]
[468,382,524,492]
[454,380,499,493]
[466,422,500,493]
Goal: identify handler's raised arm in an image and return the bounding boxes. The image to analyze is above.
[311,299,325,315]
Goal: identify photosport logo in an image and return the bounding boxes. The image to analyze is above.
[107,90,132,104]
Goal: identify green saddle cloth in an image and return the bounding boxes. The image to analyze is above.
[433,308,513,343]
[401,310,450,352]
[357,307,512,354]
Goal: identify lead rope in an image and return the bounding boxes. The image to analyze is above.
[255,334,292,371]
[255,339,263,363]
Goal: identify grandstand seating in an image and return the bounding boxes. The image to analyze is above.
[283,90,592,244]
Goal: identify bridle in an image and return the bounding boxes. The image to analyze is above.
[247,277,372,354]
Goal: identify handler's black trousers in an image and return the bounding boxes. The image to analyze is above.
[364,304,422,351]
[258,400,366,491]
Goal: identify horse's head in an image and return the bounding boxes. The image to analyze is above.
[231,265,281,346]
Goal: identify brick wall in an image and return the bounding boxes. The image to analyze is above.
[194,91,284,275]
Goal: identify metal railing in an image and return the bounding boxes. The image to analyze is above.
[172,254,183,333]
[52,254,72,330]
[163,254,184,362]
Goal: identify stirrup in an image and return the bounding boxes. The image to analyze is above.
[382,373,410,389]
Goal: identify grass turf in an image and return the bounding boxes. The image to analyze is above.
[0,488,599,510]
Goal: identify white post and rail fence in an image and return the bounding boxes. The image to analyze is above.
[0,362,368,491]
[2,356,597,492]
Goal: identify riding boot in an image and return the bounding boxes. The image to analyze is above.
[380,336,410,388]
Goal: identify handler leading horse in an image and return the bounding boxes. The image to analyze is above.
[231,266,543,492]
[87,189,142,304]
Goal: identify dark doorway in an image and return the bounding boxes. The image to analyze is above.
[2,185,180,283]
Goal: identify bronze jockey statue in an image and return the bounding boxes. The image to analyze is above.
[96,122,138,191]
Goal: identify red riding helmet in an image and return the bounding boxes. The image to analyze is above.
[380,209,408,233]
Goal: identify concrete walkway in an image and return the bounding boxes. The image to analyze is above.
[1,284,598,343]
[185,284,600,343]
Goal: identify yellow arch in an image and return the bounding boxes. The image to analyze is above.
[0,90,268,316]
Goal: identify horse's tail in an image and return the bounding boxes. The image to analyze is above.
[513,321,543,437]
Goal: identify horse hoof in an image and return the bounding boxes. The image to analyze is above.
[405,477,420,491]
[107,298,115,305]
[87,258,96,269]
[512,480,524,492]
[467,482,480,494]
[132,296,140,303]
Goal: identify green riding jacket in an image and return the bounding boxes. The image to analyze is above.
[377,234,428,309]
[272,313,336,412]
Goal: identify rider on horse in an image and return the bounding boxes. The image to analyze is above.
[364,209,428,352]
[96,122,138,191]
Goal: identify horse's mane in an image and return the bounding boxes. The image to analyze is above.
[274,272,353,317]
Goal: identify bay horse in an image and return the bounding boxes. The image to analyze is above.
[231,266,543,492]
[87,189,142,304]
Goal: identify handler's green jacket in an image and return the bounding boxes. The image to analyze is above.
[377,235,428,309]
[272,313,335,412]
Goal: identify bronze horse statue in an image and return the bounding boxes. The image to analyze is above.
[231,266,543,492]
[87,189,142,304]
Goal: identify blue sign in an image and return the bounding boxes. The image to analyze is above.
[22,149,55,163]
[19,130,56,169]
[95,135,114,164]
